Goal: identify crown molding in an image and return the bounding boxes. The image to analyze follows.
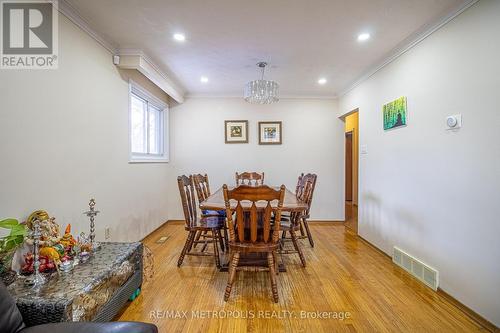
[57,0,185,103]
[337,0,479,98]
[58,0,117,53]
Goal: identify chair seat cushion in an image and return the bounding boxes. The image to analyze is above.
[279,220,300,231]
[190,216,225,230]
[202,210,226,217]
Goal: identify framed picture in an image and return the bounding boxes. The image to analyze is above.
[258,121,282,145]
[225,120,248,143]
[383,96,407,130]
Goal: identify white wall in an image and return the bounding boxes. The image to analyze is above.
[167,97,344,221]
[0,14,171,242]
[339,0,500,326]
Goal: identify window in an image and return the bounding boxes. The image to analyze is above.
[129,81,169,162]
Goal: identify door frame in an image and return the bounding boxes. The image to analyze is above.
[341,109,359,234]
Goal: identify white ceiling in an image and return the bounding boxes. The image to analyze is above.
[65,0,471,98]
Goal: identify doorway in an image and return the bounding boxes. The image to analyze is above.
[344,110,358,233]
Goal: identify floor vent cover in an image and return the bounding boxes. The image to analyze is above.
[393,247,439,290]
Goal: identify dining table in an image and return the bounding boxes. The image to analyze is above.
[200,186,308,212]
[199,185,308,272]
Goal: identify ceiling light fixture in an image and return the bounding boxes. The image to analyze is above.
[200,76,209,83]
[173,33,186,42]
[244,62,279,104]
[318,78,327,85]
[357,33,370,42]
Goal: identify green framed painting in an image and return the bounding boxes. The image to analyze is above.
[383,96,407,130]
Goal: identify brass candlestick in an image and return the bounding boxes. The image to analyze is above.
[83,198,100,251]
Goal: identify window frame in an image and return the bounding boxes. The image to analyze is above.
[128,80,169,163]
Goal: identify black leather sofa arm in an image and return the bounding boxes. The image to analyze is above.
[19,321,158,333]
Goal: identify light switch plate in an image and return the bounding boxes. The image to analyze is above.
[360,145,368,154]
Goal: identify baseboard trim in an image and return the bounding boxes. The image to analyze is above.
[357,235,498,332]
[357,234,392,259]
[166,219,185,225]
[308,220,344,224]
[437,289,498,332]
[140,220,169,241]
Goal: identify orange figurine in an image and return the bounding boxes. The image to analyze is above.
[60,224,77,248]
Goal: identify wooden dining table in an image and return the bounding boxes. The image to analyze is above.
[200,186,308,212]
[200,185,308,272]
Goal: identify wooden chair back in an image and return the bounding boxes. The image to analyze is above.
[192,173,211,203]
[235,172,265,186]
[300,177,315,207]
[302,173,317,214]
[296,173,317,215]
[295,174,304,197]
[223,185,285,245]
[177,175,198,228]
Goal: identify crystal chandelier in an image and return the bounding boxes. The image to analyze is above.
[244,62,279,104]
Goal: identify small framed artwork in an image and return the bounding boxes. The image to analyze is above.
[225,120,248,143]
[258,121,282,145]
[383,96,407,130]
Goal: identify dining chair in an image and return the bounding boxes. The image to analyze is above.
[281,173,317,247]
[296,173,317,247]
[223,184,285,303]
[177,175,225,268]
[279,177,314,267]
[235,172,265,186]
[192,173,228,252]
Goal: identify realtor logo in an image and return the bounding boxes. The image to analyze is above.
[1,0,58,69]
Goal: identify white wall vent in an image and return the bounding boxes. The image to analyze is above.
[393,247,439,291]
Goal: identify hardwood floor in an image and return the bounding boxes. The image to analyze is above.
[344,201,358,234]
[117,222,487,332]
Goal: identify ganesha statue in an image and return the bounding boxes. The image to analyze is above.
[15,211,79,274]
[25,210,61,248]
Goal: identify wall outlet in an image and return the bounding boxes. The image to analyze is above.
[105,227,110,240]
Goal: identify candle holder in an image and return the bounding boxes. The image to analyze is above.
[24,219,46,288]
[83,198,101,251]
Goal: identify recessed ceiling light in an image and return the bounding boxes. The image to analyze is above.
[200,76,209,83]
[318,78,327,85]
[173,33,186,42]
[357,33,370,42]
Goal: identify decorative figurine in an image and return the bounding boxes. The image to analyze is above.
[83,199,100,251]
[21,212,82,274]
[24,220,46,288]
[25,211,61,247]
[60,224,77,249]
